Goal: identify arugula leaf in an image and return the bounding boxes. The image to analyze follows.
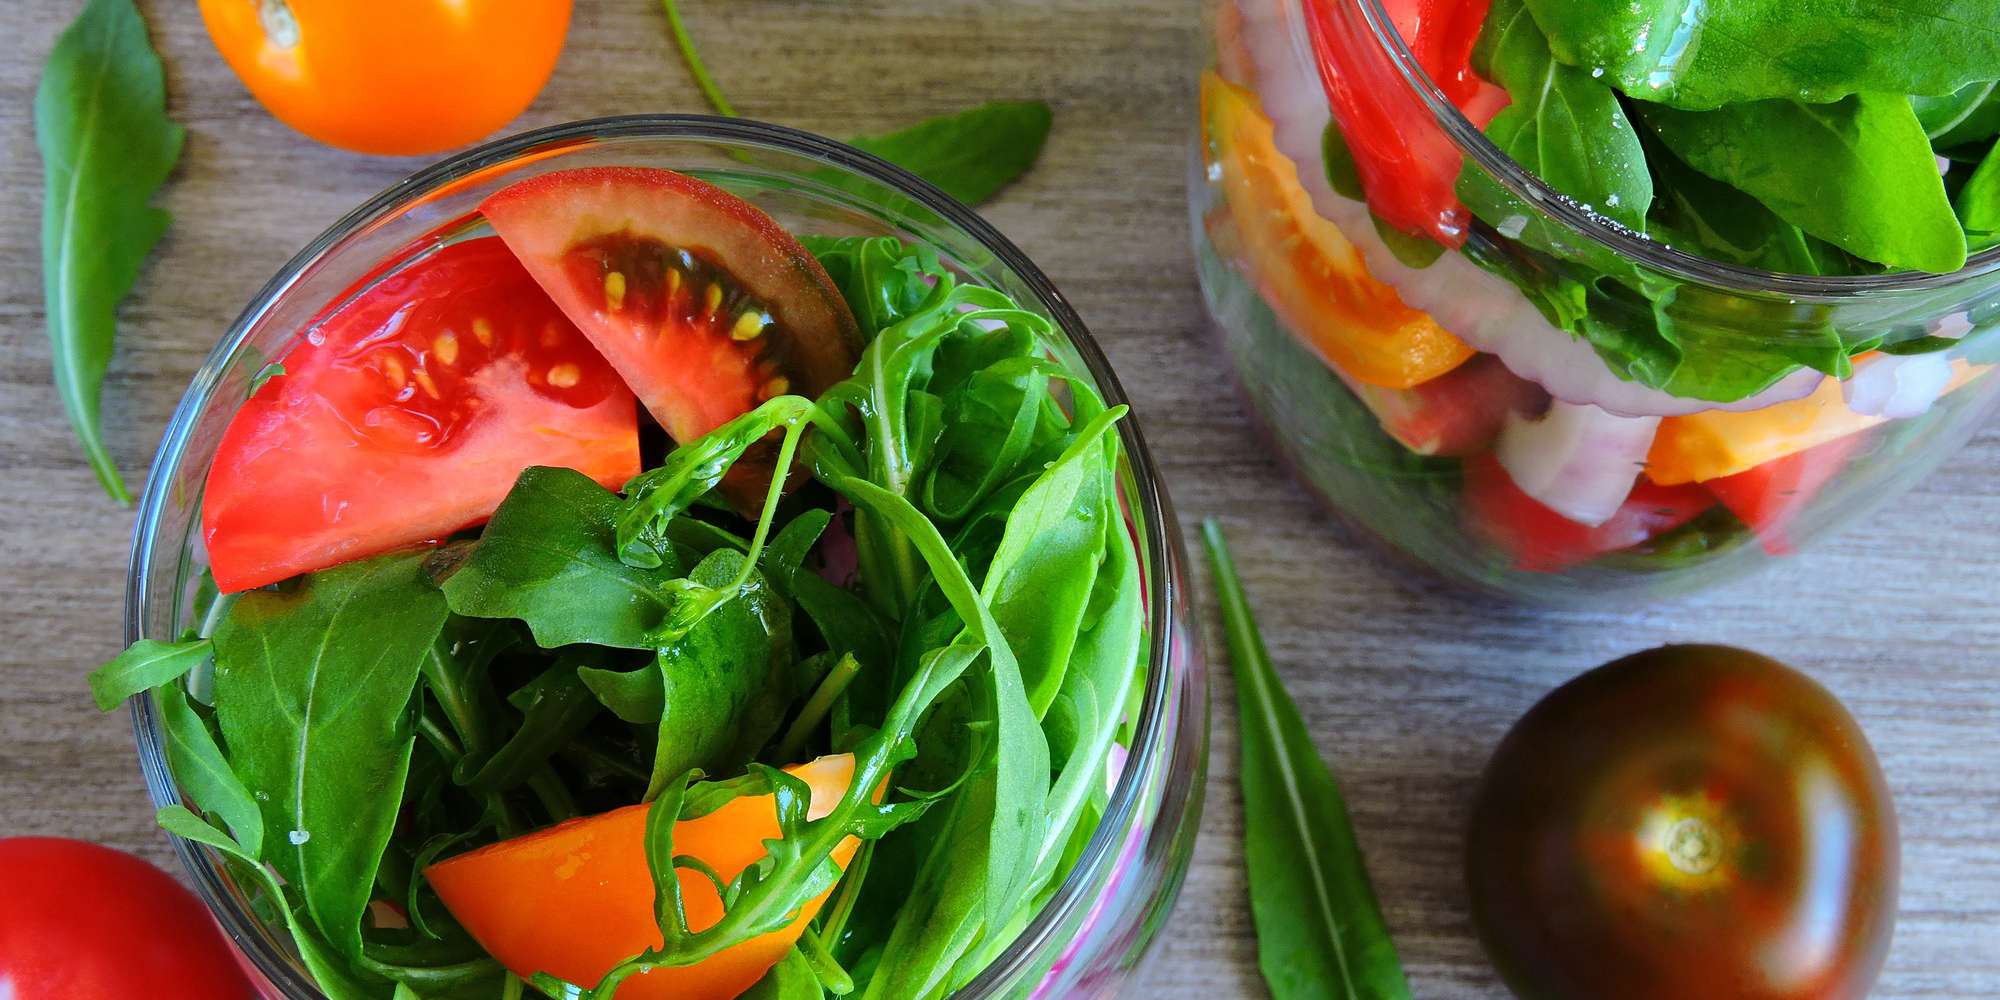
[1521,0,2000,110]
[643,549,797,799]
[212,553,450,959]
[616,395,815,569]
[1463,0,1652,257]
[1638,94,1967,273]
[88,636,209,711]
[36,0,183,501]
[979,408,1124,717]
[440,467,686,650]
[157,681,265,859]
[798,236,950,342]
[1204,521,1412,1000]
[1958,141,2000,253]
[454,658,602,794]
[659,0,735,116]
[743,947,828,999]
[849,102,1054,206]
[156,806,384,1000]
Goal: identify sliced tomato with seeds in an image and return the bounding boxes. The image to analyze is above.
[479,167,861,447]
[202,236,639,593]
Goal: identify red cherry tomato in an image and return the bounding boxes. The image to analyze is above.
[1300,0,1506,244]
[1467,646,1898,1000]
[1701,433,1862,555]
[1462,454,1713,571]
[203,236,639,593]
[0,838,256,999]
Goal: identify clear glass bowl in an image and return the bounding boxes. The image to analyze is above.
[124,115,1208,999]
[1192,0,2000,603]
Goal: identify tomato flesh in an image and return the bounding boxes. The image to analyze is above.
[203,237,639,593]
[1347,354,1546,456]
[480,167,862,446]
[0,837,256,999]
[427,755,860,999]
[1467,646,1898,1000]
[1702,433,1863,556]
[1463,454,1713,572]
[1301,0,1506,244]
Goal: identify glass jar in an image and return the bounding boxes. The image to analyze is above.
[124,116,1208,999]
[1192,0,2000,602]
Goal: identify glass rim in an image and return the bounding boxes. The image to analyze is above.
[1343,0,2000,297]
[123,113,1191,997]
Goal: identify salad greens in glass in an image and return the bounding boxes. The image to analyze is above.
[1196,0,2000,595]
[93,166,1148,1000]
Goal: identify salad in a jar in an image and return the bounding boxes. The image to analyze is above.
[95,166,1152,999]
[1195,0,2000,597]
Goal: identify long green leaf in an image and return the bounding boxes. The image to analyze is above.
[849,102,1054,206]
[1958,141,2000,254]
[1204,522,1411,1000]
[36,0,183,501]
[157,681,265,859]
[87,636,209,711]
[212,553,450,959]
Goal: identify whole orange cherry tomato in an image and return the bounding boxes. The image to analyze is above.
[1467,646,1899,1000]
[198,0,573,156]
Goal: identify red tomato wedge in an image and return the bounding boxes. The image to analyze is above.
[1301,0,1505,244]
[1702,433,1863,556]
[202,237,639,593]
[479,167,862,447]
[1345,354,1547,457]
[427,755,860,999]
[1464,454,1714,572]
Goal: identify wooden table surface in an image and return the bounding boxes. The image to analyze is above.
[4,1,1997,996]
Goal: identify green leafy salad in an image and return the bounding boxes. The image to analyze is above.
[94,180,1148,999]
[1451,0,2000,403]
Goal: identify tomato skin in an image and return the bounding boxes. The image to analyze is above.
[1462,454,1713,572]
[198,0,571,156]
[0,838,256,999]
[1299,0,1506,244]
[1702,433,1862,555]
[427,755,861,999]
[1467,646,1898,1000]
[203,236,638,593]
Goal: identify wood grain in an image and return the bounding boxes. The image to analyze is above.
[2,0,1995,996]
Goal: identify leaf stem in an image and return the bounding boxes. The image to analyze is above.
[660,0,736,117]
[775,653,861,762]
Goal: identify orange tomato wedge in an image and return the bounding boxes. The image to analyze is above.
[426,755,859,999]
[1647,361,1989,485]
[1200,71,1473,389]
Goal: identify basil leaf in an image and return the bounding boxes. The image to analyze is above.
[1204,521,1412,1000]
[1959,141,2000,253]
[212,553,450,958]
[1639,94,1967,273]
[1466,0,1652,248]
[849,102,1053,206]
[1522,0,2000,110]
[87,636,209,711]
[36,0,183,501]
[441,467,685,650]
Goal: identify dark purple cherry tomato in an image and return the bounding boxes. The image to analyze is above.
[1466,645,1898,1000]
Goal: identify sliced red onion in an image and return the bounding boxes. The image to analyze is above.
[1844,352,1957,418]
[1494,401,1659,526]
[1230,0,1827,418]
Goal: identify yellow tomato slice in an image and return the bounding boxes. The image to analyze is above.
[1200,71,1473,389]
[426,755,859,999]
[1648,361,1988,485]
